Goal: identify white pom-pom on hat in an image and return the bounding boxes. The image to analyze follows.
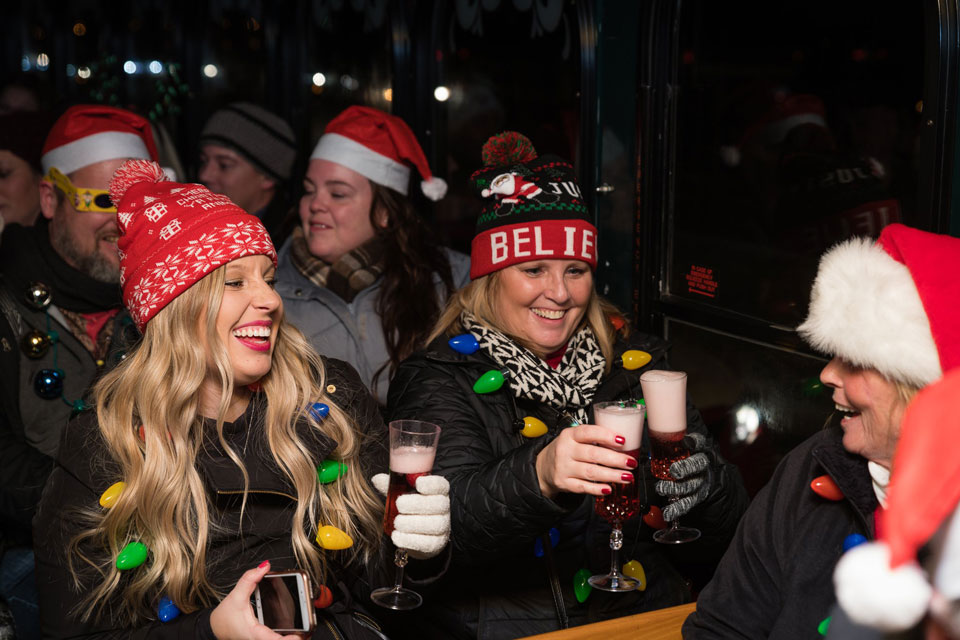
[108,159,167,206]
[421,176,448,201]
[834,541,932,631]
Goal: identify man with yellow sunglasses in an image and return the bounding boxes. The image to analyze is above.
[0,104,156,637]
[43,166,117,213]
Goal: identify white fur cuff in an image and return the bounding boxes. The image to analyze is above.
[798,237,941,388]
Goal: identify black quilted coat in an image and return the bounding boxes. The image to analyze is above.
[386,330,749,639]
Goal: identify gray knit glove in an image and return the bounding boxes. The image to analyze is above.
[655,432,714,521]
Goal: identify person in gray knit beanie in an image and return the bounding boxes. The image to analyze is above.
[198,102,298,245]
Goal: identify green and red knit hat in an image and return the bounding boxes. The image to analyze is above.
[469,132,596,279]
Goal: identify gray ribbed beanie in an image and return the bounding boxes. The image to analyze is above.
[200,102,296,181]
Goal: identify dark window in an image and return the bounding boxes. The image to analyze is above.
[433,1,582,253]
[657,1,927,490]
[670,1,924,327]
[303,3,393,145]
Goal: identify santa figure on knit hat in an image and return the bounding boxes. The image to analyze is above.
[108,160,275,330]
[468,131,595,280]
[797,223,960,633]
[310,105,447,201]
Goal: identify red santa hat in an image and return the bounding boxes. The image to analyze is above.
[41,105,157,175]
[310,105,447,201]
[110,160,275,330]
[834,368,960,631]
[797,224,960,389]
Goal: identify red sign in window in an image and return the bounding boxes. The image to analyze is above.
[685,265,718,298]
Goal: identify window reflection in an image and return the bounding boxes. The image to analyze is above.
[667,320,832,496]
[436,0,581,253]
[305,3,392,143]
[670,1,923,326]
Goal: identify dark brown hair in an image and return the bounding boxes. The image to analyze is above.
[370,183,455,387]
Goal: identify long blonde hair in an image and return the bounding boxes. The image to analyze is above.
[428,269,626,373]
[70,265,383,624]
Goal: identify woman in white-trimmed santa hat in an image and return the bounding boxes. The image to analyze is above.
[830,368,960,638]
[686,223,960,639]
[275,106,470,404]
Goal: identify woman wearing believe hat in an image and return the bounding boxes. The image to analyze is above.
[33,161,450,638]
[276,106,470,405]
[385,133,748,638]
[685,224,960,638]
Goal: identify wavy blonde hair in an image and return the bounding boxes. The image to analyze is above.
[70,265,383,624]
[428,268,626,373]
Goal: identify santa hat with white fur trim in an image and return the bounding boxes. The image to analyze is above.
[797,223,960,389]
[42,105,157,175]
[310,106,447,201]
[834,368,960,631]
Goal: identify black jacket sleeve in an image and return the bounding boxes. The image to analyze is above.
[681,461,787,639]
[33,413,217,639]
[388,357,575,566]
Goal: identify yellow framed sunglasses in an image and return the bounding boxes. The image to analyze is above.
[44,167,117,213]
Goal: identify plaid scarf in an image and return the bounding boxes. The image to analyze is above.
[460,311,605,425]
[289,226,385,303]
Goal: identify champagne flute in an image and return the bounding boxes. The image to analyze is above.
[589,401,646,591]
[639,370,701,544]
[370,420,441,610]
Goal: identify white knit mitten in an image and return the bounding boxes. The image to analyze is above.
[372,473,450,559]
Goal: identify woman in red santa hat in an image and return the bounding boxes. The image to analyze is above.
[275,106,470,405]
[33,161,450,638]
[829,367,960,638]
[685,224,960,639]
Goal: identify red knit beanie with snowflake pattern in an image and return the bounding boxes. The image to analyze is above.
[110,160,276,330]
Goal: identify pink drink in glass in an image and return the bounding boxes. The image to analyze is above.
[639,370,689,480]
[383,445,436,536]
[593,402,644,522]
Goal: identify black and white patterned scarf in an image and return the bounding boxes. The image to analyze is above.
[461,311,605,424]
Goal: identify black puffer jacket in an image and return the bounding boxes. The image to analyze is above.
[683,424,879,639]
[34,358,392,639]
[386,330,748,639]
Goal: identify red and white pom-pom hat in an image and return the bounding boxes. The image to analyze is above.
[109,160,275,330]
[41,105,157,174]
[833,369,960,631]
[310,105,447,201]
